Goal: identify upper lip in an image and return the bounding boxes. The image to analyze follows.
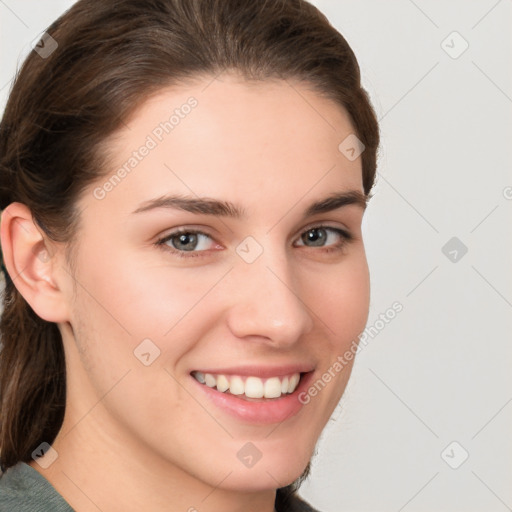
[190,364,315,379]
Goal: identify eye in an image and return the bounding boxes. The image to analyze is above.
[154,225,353,259]
[294,225,352,250]
[155,229,218,257]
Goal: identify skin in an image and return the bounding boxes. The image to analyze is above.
[1,73,370,512]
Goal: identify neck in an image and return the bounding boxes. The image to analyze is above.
[30,407,277,512]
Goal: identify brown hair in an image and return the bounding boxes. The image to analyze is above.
[0,0,379,504]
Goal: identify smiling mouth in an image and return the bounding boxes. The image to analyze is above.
[191,371,304,400]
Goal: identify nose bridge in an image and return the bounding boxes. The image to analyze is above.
[225,243,314,344]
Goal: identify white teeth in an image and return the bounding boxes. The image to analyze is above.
[205,373,216,388]
[229,376,244,395]
[288,373,300,393]
[265,377,282,399]
[192,371,302,399]
[245,377,264,398]
[216,374,230,392]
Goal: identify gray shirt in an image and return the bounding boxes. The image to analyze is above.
[0,462,74,511]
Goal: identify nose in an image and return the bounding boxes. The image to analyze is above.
[224,250,314,347]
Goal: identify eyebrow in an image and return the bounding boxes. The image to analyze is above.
[131,190,368,218]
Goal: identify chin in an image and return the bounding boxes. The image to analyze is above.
[216,443,314,492]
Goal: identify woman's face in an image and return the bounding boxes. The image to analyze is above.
[60,73,370,491]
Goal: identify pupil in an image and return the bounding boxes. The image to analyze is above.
[304,228,326,246]
[174,233,198,251]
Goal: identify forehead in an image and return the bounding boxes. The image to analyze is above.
[82,74,363,219]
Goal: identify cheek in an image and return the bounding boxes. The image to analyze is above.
[67,247,232,413]
[303,253,370,346]
[73,240,224,340]
[67,253,228,446]
[298,253,370,419]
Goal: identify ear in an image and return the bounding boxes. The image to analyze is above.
[0,202,71,323]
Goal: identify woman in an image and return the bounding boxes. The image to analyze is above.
[0,0,379,510]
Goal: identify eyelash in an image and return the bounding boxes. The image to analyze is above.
[154,225,353,259]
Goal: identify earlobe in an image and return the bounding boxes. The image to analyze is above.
[0,202,70,323]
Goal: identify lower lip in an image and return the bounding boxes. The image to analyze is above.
[191,372,314,425]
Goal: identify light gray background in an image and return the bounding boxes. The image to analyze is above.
[1,1,511,511]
